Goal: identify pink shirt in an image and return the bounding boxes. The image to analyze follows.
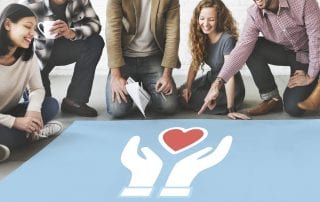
[218,0,320,81]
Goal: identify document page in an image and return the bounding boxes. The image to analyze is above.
[126,77,151,117]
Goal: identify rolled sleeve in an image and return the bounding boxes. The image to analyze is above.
[106,0,125,69]
[161,0,180,69]
[0,114,16,129]
[305,0,320,78]
[218,13,260,82]
[26,58,45,112]
[70,1,101,40]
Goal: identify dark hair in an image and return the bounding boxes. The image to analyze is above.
[0,3,36,61]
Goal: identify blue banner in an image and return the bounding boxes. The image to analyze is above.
[0,119,319,202]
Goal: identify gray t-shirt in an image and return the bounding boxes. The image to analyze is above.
[205,32,236,74]
[124,0,160,57]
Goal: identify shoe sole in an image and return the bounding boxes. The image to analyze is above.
[0,145,10,162]
[247,105,283,116]
[61,106,98,117]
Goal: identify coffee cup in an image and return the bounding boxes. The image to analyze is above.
[37,21,57,39]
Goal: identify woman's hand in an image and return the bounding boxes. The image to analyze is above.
[181,87,192,103]
[227,112,251,120]
[198,81,222,115]
[25,111,43,128]
[13,117,42,136]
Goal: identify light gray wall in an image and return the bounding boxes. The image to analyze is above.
[1,0,320,76]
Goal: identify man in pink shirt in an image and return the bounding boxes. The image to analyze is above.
[198,0,320,116]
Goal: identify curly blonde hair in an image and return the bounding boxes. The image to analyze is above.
[189,0,238,71]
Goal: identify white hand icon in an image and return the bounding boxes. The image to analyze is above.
[120,136,163,197]
[160,135,233,197]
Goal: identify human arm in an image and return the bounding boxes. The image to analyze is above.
[288,0,320,88]
[25,57,45,129]
[198,13,260,114]
[198,77,224,115]
[155,0,180,95]
[106,0,125,69]
[161,0,180,69]
[105,0,128,103]
[0,113,40,136]
[180,67,197,103]
[217,12,260,82]
[304,0,320,79]
[225,76,250,120]
[110,68,128,104]
[67,0,101,40]
[19,0,101,40]
[156,68,175,95]
[50,20,76,40]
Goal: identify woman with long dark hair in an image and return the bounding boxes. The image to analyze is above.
[179,0,249,120]
[0,4,62,162]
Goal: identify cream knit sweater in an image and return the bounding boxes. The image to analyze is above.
[0,56,45,128]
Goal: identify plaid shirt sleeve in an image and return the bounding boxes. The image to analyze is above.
[218,12,260,82]
[304,0,320,78]
[19,0,101,40]
[69,0,101,40]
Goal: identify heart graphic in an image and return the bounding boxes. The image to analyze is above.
[159,127,208,154]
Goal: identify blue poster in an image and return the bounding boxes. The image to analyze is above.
[0,119,319,202]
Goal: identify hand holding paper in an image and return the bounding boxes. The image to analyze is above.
[126,77,151,117]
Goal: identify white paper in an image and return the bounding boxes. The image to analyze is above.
[126,77,151,117]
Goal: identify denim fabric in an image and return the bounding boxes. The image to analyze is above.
[106,54,178,118]
[246,37,318,116]
[179,72,245,115]
[41,34,104,104]
[0,97,59,149]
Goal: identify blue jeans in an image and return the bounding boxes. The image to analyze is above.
[0,97,59,149]
[179,72,245,114]
[106,54,178,118]
[246,37,318,116]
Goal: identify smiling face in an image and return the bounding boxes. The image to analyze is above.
[198,7,218,35]
[5,16,36,49]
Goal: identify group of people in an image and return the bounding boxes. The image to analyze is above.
[1,0,320,162]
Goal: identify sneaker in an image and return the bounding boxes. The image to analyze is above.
[36,120,63,139]
[61,98,98,117]
[0,144,10,163]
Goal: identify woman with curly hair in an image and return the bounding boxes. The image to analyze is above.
[179,0,249,119]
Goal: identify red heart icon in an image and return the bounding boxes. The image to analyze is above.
[159,127,208,154]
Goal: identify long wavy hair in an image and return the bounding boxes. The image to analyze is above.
[0,3,35,61]
[189,0,238,71]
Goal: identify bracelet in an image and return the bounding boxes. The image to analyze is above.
[227,106,236,113]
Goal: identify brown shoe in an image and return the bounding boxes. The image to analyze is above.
[298,81,320,111]
[247,98,283,116]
